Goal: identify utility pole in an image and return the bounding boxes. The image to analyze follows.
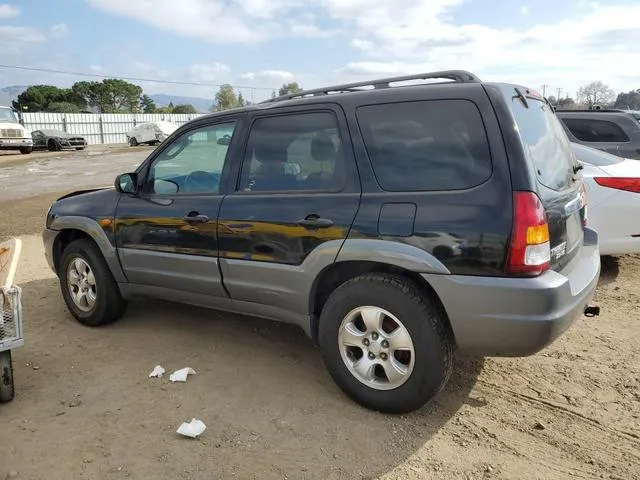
[541,84,549,97]
[556,88,562,101]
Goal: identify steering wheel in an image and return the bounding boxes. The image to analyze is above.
[184,170,218,193]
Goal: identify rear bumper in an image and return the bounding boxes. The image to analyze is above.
[424,228,601,356]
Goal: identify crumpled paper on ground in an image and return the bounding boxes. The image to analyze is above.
[148,365,165,378]
[177,418,206,438]
[169,367,197,382]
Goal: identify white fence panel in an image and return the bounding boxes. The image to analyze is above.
[22,113,205,145]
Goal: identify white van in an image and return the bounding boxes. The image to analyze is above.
[126,121,178,146]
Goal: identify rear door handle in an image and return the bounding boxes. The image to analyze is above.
[182,212,210,223]
[297,215,334,228]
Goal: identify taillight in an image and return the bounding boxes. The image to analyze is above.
[594,177,640,193]
[505,191,551,277]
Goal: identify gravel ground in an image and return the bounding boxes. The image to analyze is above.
[0,151,638,480]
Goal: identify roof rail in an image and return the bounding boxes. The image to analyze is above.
[262,70,481,104]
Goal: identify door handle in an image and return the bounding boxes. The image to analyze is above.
[182,212,210,223]
[297,215,334,229]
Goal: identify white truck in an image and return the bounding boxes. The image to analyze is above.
[0,106,33,154]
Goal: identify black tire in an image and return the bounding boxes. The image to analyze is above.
[318,273,454,414]
[19,147,32,155]
[0,350,14,403]
[129,137,138,147]
[58,238,126,327]
[75,147,85,151]
[48,139,61,152]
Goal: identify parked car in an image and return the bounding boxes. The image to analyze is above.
[126,121,178,146]
[42,70,600,414]
[31,129,87,151]
[556,110,640,159]
[572,142,640,255]
[0,106,32,154]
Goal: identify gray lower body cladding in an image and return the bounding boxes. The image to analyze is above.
[424,230,600,356]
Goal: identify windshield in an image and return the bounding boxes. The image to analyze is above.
[0,107,19,123]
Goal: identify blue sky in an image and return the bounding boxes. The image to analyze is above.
[1,0,640,102]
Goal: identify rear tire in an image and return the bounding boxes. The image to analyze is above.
[0,350,14,403]
[129,137,138,147]
[19,147,32,155]
[58,239,126,327]
[318,273,454,414]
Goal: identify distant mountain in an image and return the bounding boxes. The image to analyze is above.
[149,94,212,113]
[0,85,29,106]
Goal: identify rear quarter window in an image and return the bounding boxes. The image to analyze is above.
[356,99,493,191]
[561,118,630,143]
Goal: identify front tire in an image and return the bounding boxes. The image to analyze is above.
[19,147,32,155]
[58,239,126,327]
[48,139,61,152]
[0,350,14,403]
[129,137,138,147]
[318,273,454,414]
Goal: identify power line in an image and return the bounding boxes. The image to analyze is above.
[0,64,276,91]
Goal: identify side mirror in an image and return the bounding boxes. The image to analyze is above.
[115,172,138,194]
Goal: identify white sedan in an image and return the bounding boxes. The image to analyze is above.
[572,142,640,255]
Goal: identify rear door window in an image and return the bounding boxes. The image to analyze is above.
[508,95,576,191]
[355,100,493,191]
[561,118,630,143]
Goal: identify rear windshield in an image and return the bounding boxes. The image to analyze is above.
[506,91,576,190]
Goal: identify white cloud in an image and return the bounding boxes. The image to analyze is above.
[50,23,68,38]
[0,4,19,19]
[520,5,529,15]
[327,2,640,94]
[185,63,231,82]
[241,70,295,82]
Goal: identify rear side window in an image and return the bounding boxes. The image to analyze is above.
[356,100,493,191]
[507,94,575,190]
[561,118,630,143]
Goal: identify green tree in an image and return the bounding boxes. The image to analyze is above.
[13,85,85,112]
[172,104,198,114]
[278,82,303,97]
[47,102,81,113]
[556,97,577,110]
[213,84,239,112]
[271,90,277,99]
[614,90,640,110]
[577,81,615,108]
[237,92,246,107]
[71,79,143,113]
[140,94,157,113]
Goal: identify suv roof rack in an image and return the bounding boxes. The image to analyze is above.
[262,70,482,104]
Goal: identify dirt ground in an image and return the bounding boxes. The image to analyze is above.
[0,162,638,479]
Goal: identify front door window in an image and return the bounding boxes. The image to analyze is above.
[144,121,237,195]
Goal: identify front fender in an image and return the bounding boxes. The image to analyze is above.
[46,216,126,283]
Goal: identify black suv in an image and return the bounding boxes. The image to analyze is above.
[43,71,600,413]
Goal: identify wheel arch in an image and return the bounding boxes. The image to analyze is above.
[49,216,126,283]
[308,259,453,345]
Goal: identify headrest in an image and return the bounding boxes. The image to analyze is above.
[253,143,286,163]
[311,134,336,162]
